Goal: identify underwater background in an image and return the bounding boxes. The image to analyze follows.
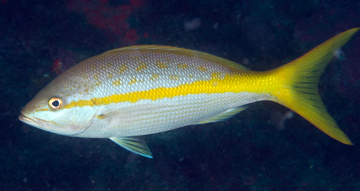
[1,0,360,190]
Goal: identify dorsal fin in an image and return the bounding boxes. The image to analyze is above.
[106,45,249,71]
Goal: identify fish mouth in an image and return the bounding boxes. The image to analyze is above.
[19,111,42,128]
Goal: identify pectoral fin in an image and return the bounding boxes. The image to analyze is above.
[197,106,248,124]
[110,137,153,158]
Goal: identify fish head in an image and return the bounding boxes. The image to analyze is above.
[19,72,98,136]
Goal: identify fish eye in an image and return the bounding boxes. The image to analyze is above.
[48,97,63,110]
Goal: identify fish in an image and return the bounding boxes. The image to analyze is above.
[19,28,359,158]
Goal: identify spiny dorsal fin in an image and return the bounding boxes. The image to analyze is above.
[106,45,249,71]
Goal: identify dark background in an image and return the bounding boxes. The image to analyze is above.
[1,0,360,190]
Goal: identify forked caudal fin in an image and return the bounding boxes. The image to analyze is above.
[270,28,359,145]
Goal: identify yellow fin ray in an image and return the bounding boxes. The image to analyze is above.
[271,28,359,145]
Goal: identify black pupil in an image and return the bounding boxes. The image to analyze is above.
[52,100,60,107]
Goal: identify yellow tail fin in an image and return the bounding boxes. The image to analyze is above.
[271,28,359,145]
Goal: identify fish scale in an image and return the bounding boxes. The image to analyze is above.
[61,47,254,111]
[19,28,359,158]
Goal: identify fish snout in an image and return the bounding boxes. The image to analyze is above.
[19,110,42,129]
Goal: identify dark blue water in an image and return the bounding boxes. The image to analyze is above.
[1,0,360,190]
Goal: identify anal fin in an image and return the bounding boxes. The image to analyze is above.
[197,106,248,124]
[110,137,153,158]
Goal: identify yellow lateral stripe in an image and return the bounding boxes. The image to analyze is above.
[62,72,277,109]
